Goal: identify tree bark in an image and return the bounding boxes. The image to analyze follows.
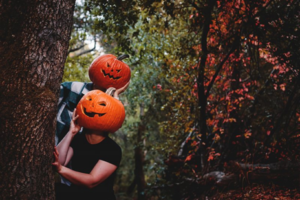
[0,0,75,199]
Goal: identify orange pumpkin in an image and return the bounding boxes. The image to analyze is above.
[76,90,125,133]
[89,54,131,90]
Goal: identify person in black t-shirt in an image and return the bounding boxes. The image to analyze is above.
[52,109,122,200]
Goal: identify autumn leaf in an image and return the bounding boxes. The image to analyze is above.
[185,155,193,162]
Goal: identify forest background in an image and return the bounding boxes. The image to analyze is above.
[64,0,300,199]
[1,0,300,199]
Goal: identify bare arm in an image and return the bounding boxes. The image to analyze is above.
[52,150,117,189]
[114,81,130,98]
[56,109,80,166]
[106,81,130,100]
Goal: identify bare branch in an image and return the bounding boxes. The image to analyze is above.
[68,43,86,53]
[74,37,97,57]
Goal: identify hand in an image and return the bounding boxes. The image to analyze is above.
[114,81,130,99]
[116,81,130,95]
[52,146,62,172]
[69,108,81,136]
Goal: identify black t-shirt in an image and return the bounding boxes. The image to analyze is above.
[69,133,122,200]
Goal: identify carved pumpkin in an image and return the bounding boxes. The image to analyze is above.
[89,54,131,90]
[76,90,125,133]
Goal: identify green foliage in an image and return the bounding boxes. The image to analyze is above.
[63,54,93,82]
[65,0,300,199]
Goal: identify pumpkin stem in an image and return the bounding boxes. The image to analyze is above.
[117,54,130,61]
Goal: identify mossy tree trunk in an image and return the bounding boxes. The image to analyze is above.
[0,0,75,199]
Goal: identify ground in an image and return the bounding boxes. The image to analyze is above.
[210,183,300,200]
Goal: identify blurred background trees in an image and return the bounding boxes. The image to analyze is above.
[65,0,300,199]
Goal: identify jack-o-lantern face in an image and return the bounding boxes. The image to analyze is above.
[89,54,131,90]
[76,90,125,133]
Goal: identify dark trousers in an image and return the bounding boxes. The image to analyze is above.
[55,183,116,200]
[55,183,76,200]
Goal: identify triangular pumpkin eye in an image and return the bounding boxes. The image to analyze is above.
[89,54,131,90]
[76,90,126,132]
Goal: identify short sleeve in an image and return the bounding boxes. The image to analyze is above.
[70,133,82,149]
[99,140,122,167]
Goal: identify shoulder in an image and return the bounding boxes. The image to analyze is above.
[71,133,85,147]
[74,132,85,140]
[105,137,121,148]
[100,137,122,159]
[98,137,122,166]
[104,137,122,153]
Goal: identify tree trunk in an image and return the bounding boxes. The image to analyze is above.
[0,0,75,199]
[222,50,241,162]
[196,0,216,170]
[127,105,146,199]
[135,123,146,200]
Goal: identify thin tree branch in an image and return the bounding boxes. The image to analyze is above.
[74,37,97,57]
[205,37,239,98]
[68,43,85,53]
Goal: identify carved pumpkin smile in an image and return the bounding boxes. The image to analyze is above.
[76,90,126,133]
[89,54,131,90]
[83,107,106,118]
[102,69,121,80]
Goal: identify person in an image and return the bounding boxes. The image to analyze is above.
[53,109,122,200]
[56,54,131,146]
[55,81,129,145]
[55,81,129,186]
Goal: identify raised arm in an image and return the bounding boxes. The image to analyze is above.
[105,81,130,100]
[114,81,130,98]
[55,109,81,166]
